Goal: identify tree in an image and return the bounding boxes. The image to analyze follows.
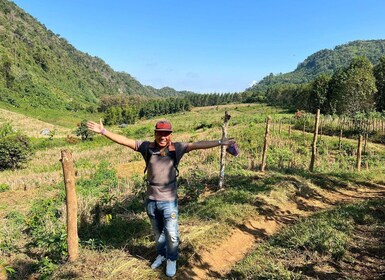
[373,56,385,111]
[292,84,310,112]
[308,74,331,113]
[327,57,377,116]
[104,107,123,125]
[122,105,138,124]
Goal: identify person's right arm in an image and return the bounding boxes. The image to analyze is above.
[86,120,136,150]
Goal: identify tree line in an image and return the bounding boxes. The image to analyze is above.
[100,92,256,125]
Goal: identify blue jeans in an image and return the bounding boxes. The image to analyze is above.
[146,199,179,261]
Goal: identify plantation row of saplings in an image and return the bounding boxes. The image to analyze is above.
[59,108,383,263]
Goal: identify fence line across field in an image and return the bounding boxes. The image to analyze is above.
[59,109,384,259]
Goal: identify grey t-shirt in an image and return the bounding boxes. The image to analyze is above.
[135,141,189,201]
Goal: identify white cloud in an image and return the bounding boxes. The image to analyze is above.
[249,80,258,87]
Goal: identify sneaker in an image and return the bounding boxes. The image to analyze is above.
[166,259,177,277]
[150,255,166,269]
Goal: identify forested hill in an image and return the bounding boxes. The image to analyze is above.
[248,40,385,93]
[0,0,193,113]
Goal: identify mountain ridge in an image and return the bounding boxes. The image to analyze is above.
[0,0,194,113]
[249,39,385,93]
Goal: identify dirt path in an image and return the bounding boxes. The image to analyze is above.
[189,217,280,279]
[181,180,385,279]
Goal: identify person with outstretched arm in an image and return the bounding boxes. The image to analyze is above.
[87,119,234,278]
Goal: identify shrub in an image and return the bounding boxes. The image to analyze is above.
[76,119,94,141]
[0,123,14,138]
[38,257,57,278]
[195,121,213,130]
[66,135,79,144]
[0,134,32,170]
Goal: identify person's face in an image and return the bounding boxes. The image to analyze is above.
[155,131,172,147]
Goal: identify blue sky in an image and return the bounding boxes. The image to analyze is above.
[12,0,385,93]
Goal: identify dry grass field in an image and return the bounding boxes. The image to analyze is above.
[0,108,72,138]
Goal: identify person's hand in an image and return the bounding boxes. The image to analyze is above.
[86,119,104,134]
[221,137,235,146]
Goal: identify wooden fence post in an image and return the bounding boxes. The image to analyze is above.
[253,142,258,170]
[219,111,231,189]
[261,116,271,172]
[356,135,362,171]
[288,119,292,136]
[309,109,320,172]
[60,150,78,262]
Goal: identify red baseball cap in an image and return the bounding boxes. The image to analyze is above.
[154,120,173,132]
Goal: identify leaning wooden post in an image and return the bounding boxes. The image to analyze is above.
[219,111,231,189]
[60,150,78,262]
[356,135,362,171]
[261,116,271,172]
[309,109,320,172]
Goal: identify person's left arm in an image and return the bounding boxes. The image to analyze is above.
[186,137,234,152]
